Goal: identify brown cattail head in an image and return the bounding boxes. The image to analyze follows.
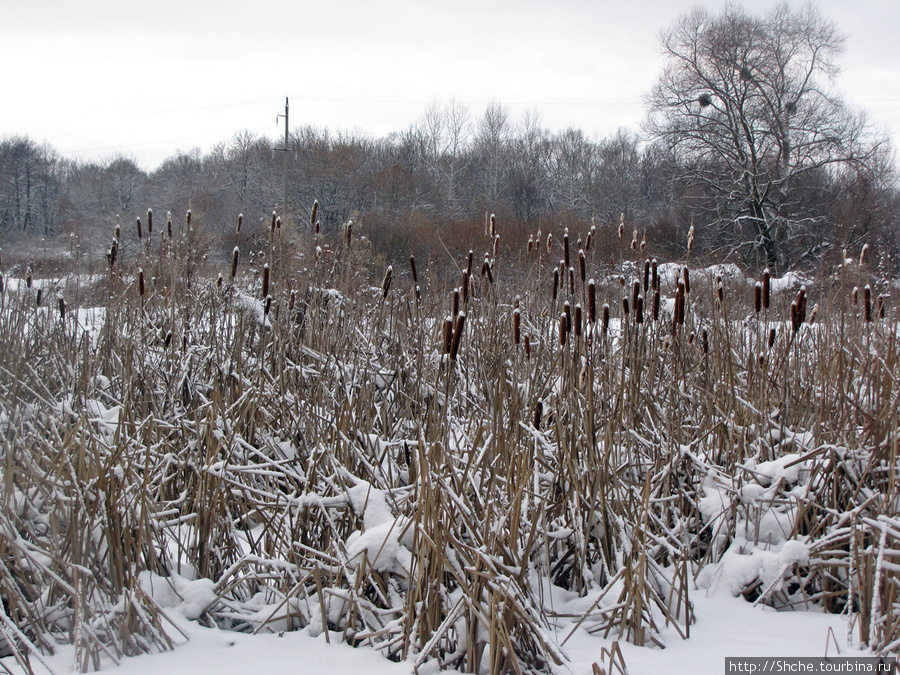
[796,287,807,324]
[490,213,496,238]
[147,209,152,236]
[762,269,771,309]
[493,234,500,259]
[768,327,777,349]
[631,228,638,250]
[559,312,568,346]
[653,290,660,321]
[237,213,243,234]
[443,316,454,354]
[466,250,474,276]
[264,295,272,315]
[231,246,240,278]
[878,295,886,320]
[315,221,320,235]
[864,285,872,322]
[683,267,691,295]
[568,267,575,295]
[563,228,570,268]
[138,268,145,296]
[588,279,597,323]
[345,220,353,247]
[262,263,270,299]
[585,231,592,251]
[563,301,572,333]
[513,308,521,345]
[860,243,869,266]
[717,282,724,306]
[26,267,33,289]
[808,303,819,325]
[186,209,191,228]
[482,256,494,284]
[791,301,800,333]
[632,280,641,311]
[271,211,277,232]
[108,238,119,267]
[527,236,534,254]
[852,286,859,306]
[216,274,223,289]
[651,258,658,290]
[115,222,121,240]
[36,288,42,306]
[310,200,318,229]
[58,297,66,320]
[754,282,762,313]
[643,259,650,293]
[622,296,630,316]
[410,255,418,284]
[452,288,460,317]
[275,216,282,230]
[381,265,393,299]
[640,231,646,253]
[552,268,559,302]
[449,312,466,360]
[701,329,708,353]
[579,250,586,285]
[547,233,553,255]
[167,212,173,238]
[675,281,686,326]
[602,303,610,334]
[524,333,531,359]
[461,270,469,303]
[574,304,583,336]
[635,295,644,324]
[533,400,543,429]
[136,217,143,240]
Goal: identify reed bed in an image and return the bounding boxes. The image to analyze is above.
[0,214,898,674]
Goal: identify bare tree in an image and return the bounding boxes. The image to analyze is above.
[645,3,887,271]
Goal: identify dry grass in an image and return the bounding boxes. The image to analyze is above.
[0,214,898,673]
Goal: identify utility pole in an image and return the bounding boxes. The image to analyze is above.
[276,97,289,221]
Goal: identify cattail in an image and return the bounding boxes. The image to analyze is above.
[588,279,597,323]
[461,270,469,303]
[490,213,496,238]
[443,316,454,354]
[762,269,770,309]
[237,213,243,234]
[262,263,270,299]
[687,223,695,252]
[683,267,690,295]
[864,285,872,322]
[643,259,650,293]
[688,331,695,345]
[768,327,777,349]
[563,302,572,333]
[878,295,886,320]
[36,288,42,306]
[231,246,240,278]
[167,212,173,238]
[585,231,592,251]
[115,222,121,240]
[108,238,119,267]
[466,250,474,276]
[533,400,542,429]
[315,221,320,234]
[136,217,143,240]
[563,229,570,268]
[640,232,646,253]
[559,313,568,346]
[852,286,859,306]
[452,288,460,317]
[264,295,272,316]
[808,303,819,325]
[675,281,686,326]
[138,269,145,296]
[568,267,575,295]
[527,236,534,254]
[651,258,658,290]
[493,233,500,259]
[796,287,807,324]
[860,244,869,265]
[186,209,191,228]
[653,290,660,321]
[276,216,282,230]
[754,282,762,313]
[482,256,494,284]
[631,228,638,250]
[717,282,724,305]
[513,308,521,345]
[632,280,641,312]
[635,295,644,324]
[579,250,586,285]
[449,312,466,360]
[58,297,66,320]
[146,209,153,237]
[410,255,418,284]
[552,268,559,302]
[791,301,800,333]
[622,296,630,316]
[574,304,583,337]
[310,200,318,229]
[271,211,277,232]
[345,220,353,247]
[0,274,5,294]
[380,266,393,299]
[216,274,223,289]
[701,329,708,353]
[618,213,625,238]
[547,232,553,254]
[524,333,531,359]
[602,303,610,334]
[164,331,172,349]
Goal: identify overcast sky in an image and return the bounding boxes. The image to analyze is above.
[2,0,898,170]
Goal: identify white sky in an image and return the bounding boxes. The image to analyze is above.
[2,0,898,170]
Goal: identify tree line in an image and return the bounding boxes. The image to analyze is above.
[2,4,897,278]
